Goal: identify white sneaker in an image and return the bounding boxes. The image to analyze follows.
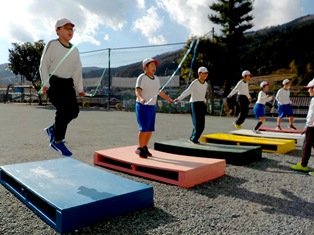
[252,129,261,134]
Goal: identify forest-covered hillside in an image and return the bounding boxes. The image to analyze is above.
[240,14,314,85]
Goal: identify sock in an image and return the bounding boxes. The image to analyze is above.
[254,121,263,130]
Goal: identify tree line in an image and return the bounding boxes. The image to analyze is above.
[6,0,314,100]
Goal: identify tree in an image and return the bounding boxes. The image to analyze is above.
[8,40,45,103]
[209,0,254,96]
[178,36,227,116]
[180,36,224,86]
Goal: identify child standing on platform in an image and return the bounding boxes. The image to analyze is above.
[174,66,209,144]
[227,70,252,129]
[39,18,85,157]
[290,78,314,174]
[253,81,274,133]
[275,79,296,130]
[135,58,173,158]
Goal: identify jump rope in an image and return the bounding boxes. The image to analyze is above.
[39,39,200,100]
[144,38,199,105]
[38,44,77,95]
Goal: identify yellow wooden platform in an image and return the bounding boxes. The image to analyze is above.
[200,133,295,154]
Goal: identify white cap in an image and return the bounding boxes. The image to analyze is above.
[198,66,208,73]
[260,81,269,88]
[142,58,159,68]
[242,70,252,77]
[304,78,314,88]
[55,18,75,29]
[282,79,290,85]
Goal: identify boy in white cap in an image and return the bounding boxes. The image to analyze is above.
[39,18,85,157]
[253,81,274,133]
[275,79,296,130]
[290,78,314,174]
[135,58,173,158]
[174,66,209,144]
[227,70,252,129]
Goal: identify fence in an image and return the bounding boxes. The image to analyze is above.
[79,42,190,112]
[3,42,311,117]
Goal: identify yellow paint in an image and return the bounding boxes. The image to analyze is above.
[200,133,295,154]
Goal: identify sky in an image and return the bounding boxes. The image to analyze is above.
[0,0,313,67]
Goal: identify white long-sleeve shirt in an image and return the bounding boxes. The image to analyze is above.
[306,97,314,127]
[227,79,251,100]
[275,88,291,105]
[39,39,84,94]
[176,79,208,102]
[256,91,273,105]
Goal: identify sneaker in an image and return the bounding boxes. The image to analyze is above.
[135,147,147,158]
[50,140,72,157]
[233,122,242,129]
[44,125,54,143]
[275,125,281,130]
[290,162,310,172]
[143,146,152,157]
[188,139,200,144]
[252,129,261,134]
[309,171,314,176]
[289,124,297,130]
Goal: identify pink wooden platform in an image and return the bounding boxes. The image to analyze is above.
[94,146,226,188]
[259,126,303,134]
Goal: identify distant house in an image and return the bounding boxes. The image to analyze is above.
[83,77,101,90]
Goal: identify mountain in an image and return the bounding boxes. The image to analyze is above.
[240,14,314,83]
[0,64,22,85]
[1,14,314,86]
[108,14,314,81]
[82,49,182,80]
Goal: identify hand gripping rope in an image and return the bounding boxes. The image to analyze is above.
[144,38,198,105]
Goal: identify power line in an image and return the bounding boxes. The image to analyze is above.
[80,42,186,54]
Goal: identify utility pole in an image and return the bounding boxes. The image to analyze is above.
[108,48,111,110]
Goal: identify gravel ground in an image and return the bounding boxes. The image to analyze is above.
[0,103,313,235]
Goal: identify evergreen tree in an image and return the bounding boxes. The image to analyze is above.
[209,0,253,96]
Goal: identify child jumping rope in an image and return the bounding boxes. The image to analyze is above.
[253,81,274,133]
[39,18,85,157]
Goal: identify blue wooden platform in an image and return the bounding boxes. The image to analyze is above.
[0,158,154,233]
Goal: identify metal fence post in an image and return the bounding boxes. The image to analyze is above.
[108,48,111,110]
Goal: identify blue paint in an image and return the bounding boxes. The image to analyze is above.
[0,158,154,233]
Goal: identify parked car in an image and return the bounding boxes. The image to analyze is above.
[78,96,121,110]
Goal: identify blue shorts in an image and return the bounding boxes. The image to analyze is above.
[253,103,265,118]
[135,102,156,132]
[278,104,293,118]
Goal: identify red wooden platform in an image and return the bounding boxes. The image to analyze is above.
[259,126,303,134]
[94,146,226,188]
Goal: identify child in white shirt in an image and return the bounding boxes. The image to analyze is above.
[135,58,173,158]
[175,66,208,144]
[227,70,252,129]
[275,79,296,130]
[253,81,273,133]
[40,18,85,157]
[291,79,314,173]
